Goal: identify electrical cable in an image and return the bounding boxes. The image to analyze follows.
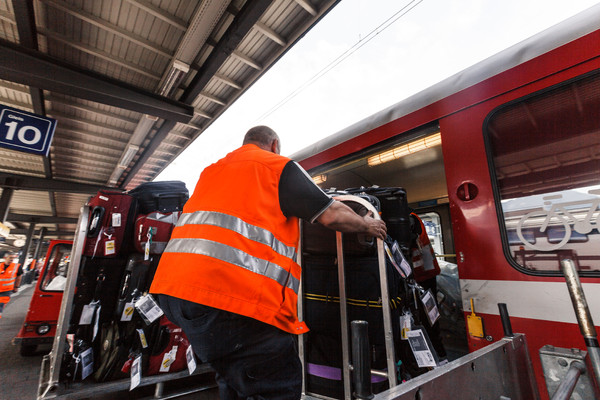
[256,0,424,121]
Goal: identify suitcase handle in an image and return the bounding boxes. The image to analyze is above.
[88,206,106,238]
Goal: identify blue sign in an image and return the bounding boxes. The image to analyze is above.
[0,105,57,156]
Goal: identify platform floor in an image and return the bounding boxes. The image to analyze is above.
[0,282,49,400]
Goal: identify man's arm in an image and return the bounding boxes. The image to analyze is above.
[316,200,387,240]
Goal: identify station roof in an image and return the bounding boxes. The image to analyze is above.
[0,0,339,249]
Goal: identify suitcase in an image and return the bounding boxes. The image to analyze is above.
[115,254,159,319]
[133,212,180,255]
[69,256,128,342]
[345,187,412,257]
[84,191,137,257]
[128,181,189,214]
[302,192,380,256]
[146,316,190,375]
[303,254,404,397]
[300,194,402,398]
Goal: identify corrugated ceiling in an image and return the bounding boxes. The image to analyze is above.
[0,0,339,254]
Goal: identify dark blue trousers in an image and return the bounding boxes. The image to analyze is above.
[157,294,302,400]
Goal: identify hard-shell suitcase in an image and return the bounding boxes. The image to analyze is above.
[114,254,159,319]
[146,316,190,375]
[128,181,189,214]
[133,212,180,255]
[302,192,380,256]
[83,191,137,257]
[299,194,401,398]
[345,186,412,256]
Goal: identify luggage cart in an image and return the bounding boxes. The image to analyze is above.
[299,195,399,400]
[37,205,217,399]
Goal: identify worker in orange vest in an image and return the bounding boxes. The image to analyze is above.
[0,252,20,317]
[151,126,386,400]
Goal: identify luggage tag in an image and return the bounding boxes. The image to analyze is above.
[400,310,413,340]
[80,346,94,380]
[144,227,156,260]
[136,328,148,349]
[79,300,99,325]
[135,293,163,325]
[160,346,178,372]
[130,354,142,391]
[384,240,412,278]
[420,289,440,326]
[103,230,115,256]
[112,212,122,227]
[406,328,437,368]
[186,345,196,374]
[120,302,135,322]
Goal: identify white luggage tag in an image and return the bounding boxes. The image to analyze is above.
[136,328,148,349]
[135,293,163,325]
[186,345,197,374]
[80,346,94,380]
[130,355,142,391]
[420,289,440,326]
[160,346,178,372]
[144,227,156,260]
[120,302,135,321]
[406,328,437,368]
[384,240,412,278]
[400,310,413,340]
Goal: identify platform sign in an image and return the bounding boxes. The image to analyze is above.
[0,105,56,156]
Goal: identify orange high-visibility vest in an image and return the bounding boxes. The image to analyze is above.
[0,262,19,292]
[150,144,307,334]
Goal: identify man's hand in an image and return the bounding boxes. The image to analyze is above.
[363,214,387,240]
[317,200,387,239]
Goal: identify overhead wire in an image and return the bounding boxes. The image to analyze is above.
[255,0,424,121]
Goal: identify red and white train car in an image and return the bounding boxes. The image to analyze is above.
[292,4,600,397]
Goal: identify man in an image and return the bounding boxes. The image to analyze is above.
[150,126,386,400]
[0,252,20,317]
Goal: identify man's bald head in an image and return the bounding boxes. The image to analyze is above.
[243,126,281,154]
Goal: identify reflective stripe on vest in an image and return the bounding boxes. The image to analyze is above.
[177,210,297,261]
[166,210,300,293]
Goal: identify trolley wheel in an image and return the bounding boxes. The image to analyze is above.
[20,343,37,356]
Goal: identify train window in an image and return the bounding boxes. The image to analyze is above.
[485,71,600,275]
[40,244,71,292]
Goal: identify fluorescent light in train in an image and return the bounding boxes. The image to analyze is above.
[367,132,442,166]
[312,174,327,185]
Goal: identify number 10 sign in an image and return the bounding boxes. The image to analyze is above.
[0,105,57,156]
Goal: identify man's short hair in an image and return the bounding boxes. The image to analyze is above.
[243,126,279,148]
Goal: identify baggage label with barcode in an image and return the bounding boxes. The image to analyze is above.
[80,347,94,380]
[136,328,148,348]
[186,345,196,374]
[400,312,412,340]
[160,346,177,372]
[112,212,122,227]
[421,289,440,326]
[130,355,141,391]
[407,329,437,368]
[135,294,163,324]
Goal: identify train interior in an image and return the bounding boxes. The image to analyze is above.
[307,123,469,360]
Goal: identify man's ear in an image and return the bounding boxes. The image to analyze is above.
[271,139,280,154]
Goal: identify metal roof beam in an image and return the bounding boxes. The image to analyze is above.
[124,0,188,32]
[0,172,110,194]
[120,0,274,188]
[41,0,173,59]
[7,213,78,224]
[0,39,194,122]
[11,228,74,236]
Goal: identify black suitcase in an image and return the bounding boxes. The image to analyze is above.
[303,254,405,397]
[69,256,128,341]
[345,187,412,257]
[115,254,159,319]
[302,192,380,256]
[128,180,189,214]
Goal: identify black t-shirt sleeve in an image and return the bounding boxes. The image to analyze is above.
[279,161,333,222]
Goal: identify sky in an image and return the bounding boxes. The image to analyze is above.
[157,0,600,192]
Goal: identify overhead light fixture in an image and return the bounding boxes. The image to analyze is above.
[159,60,190,97]
[118,145,139,169]
[367,132,442,166]
[312,174,327,185]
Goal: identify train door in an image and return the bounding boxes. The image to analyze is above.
[310,124,469,360]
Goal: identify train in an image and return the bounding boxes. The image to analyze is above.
[291,4,600,398]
